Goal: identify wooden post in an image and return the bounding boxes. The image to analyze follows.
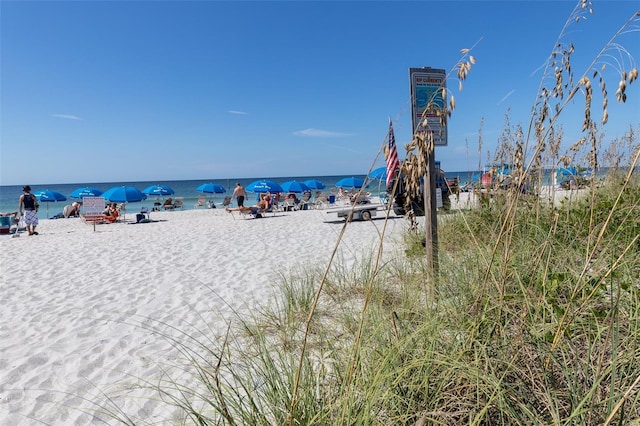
[423,143,439,275]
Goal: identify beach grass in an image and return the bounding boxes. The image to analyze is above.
[102,163,639,425]
[97,1,640,424]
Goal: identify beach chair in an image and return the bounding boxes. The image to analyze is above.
[136,207,150,223]
[217,196,232,208]
[194,195,207,208]
[282,197,297,211]
[240,195,275,219]
[172,197,184,209]
[352,193,371,205]
[297,191,312,210]
[163,198,175,210]
[313,192,330,209]
[271,193,283,212]
[81,208,119,224]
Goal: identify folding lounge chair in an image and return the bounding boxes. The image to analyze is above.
[172,197,184,209]
[218,196,232,208]
[313,193,330,209]
[194,195,207,208]
[81,208,119,224]
[163,199,175,210]
[240,195,274,219]
[298,191,312,210]
[283,198,297,211]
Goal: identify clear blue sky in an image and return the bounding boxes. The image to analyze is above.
[2,0,638,185]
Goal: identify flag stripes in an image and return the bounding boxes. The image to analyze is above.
[386,119,400,188]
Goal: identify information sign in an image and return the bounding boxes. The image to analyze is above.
[82,197,105,215]
[409,67,448,146]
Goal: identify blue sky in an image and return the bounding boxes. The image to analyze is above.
[2,0,639,185]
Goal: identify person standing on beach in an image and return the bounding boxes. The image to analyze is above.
[233,183,246,207]
[18,185,39,236]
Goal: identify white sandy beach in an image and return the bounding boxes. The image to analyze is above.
[0,202,413,425]
[0,188,587,425]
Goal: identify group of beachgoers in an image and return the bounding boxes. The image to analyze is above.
[224,182,374,217]
[4,182,373,235]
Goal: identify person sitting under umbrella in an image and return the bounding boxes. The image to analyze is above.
[63,202,81,218]
[286,193,298,202]
[163,198,175,210]
[338,186,348,199]
[102,203,119,223]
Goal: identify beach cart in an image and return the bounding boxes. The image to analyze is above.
[325,203,385,221]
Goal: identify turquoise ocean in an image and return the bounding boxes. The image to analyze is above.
[0,172,480,218]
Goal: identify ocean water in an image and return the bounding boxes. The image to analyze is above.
[0,171,481,218]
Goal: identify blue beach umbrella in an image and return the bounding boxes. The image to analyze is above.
[558,167,578,176]
[34,189,67,202]
[102,186,147,203]
[196,183,226,194]
[70,187,103,199]
[34,189,67,216]
[142,184,175,197]
[335,177,367,189]
[303,179,325,190]
[281,180,310,193]
[246,180,283,193]
[368,167,387,180]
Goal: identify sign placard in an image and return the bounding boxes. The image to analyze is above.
[82,197,105,215]
[409,67,448,146]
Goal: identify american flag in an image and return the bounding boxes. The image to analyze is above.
[386,118,400,189]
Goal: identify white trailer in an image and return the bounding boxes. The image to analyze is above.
[326,203,385,221]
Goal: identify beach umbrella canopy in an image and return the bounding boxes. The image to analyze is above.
[102,186,147,203]
[303,179,325,190]
[34,189,67,216]
[142,184,175,196]
[196,183,226,194]
[246,180,283,193]
[368,167,387,180]
[34,189,67,202]
[335,177,367,189]
[281,180,311,193]
[70,187,103,199]
[558,167,578,176]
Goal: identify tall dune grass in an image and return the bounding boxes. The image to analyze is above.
[106,1,640,424]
